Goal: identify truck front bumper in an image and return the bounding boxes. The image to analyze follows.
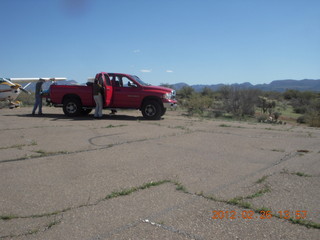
[163,102,177,109]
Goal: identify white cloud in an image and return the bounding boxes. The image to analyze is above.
[133,49,140,53]
[166,70,173,73]
[140,69,152,73]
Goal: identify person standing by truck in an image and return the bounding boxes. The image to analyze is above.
[32,78,45,115]
[93,78,103,118]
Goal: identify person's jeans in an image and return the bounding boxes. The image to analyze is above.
[32,94,42,114]
[94,94,103,117]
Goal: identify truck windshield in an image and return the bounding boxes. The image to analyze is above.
[131,75,150,86]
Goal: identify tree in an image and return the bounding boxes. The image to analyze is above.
[305,98,320,127]
[258,97,276,114]
[218,86,260,117]
[201,87,214,97]
[177,86,195,99]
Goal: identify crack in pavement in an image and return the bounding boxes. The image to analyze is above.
[0,130,191,164]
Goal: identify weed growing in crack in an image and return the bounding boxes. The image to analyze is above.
[292,172,312,177]
[255,206,272,214]
[105,180,171,200]
[255,175,269,184]
[0,215,18,220]
[237,201,252,209]
[173,181,188,193]
[271,149,285,152]
[297,149,310,153]
[46,219,62,229]
[280,169,312,177]
[104,124,127,128]
[246,186,271,199]
[281,168,290,174]
[219,124,231,127]
[289,218,320,229]
[227,197,242,205]
[0,141,37,150]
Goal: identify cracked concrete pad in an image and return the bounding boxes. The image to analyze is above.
[247,172,320,223]
[15,184,192,240]
[152,196,320,240]
[109,222,192,240]
[1,107,319,239]
[0,215,60,239]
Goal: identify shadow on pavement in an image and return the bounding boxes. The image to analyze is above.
[12,113,155,121]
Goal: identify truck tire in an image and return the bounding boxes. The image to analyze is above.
[63,98,82,117]
[142,100,162,120]
[161,108,167,116]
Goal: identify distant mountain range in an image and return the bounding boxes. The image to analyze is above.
[171,79,320,92]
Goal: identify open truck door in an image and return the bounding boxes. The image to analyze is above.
[102,73,113,107]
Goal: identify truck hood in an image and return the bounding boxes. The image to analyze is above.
[142,85,174,93]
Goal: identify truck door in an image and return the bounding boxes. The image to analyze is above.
[112,75,142,108]
[102,73,113,106]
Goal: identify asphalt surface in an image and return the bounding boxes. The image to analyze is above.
[0,107,319,239]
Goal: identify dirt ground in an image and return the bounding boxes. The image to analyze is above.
[0,107,319,240]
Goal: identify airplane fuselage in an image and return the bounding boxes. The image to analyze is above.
[0,80,21,102]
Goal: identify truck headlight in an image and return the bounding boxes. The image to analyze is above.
[163,93,172,100]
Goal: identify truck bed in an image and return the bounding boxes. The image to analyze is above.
[49,85,94,107]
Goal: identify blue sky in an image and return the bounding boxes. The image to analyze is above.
[1,0,319,85]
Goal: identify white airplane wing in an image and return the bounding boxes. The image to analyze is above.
[9,78,67,82]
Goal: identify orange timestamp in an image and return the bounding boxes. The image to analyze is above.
[212,210,308,220]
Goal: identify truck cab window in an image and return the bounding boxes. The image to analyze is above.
[104,74,111,86]
[122,77,137,87]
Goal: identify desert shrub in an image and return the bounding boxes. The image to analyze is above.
[297,116,306,124]
[185,94,213,116]
[177,86,195,99]
[218,86,260,117]
[257,114,268,123]
[201,87,215,98]
[306,113,320,127]
[283,89,300,100]
[213,110,223,118]
[273,112,281,121]
[287,91,317,114]
[257,96,276,114]
[305,98,320,127]
[292,103,308,114]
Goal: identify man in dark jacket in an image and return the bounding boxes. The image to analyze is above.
[32,78,45,115]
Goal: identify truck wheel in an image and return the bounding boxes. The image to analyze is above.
[63,98,82,117]
[161,108,167,116]
[142,100,162,120]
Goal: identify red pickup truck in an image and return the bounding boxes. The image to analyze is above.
[46,72,177,120]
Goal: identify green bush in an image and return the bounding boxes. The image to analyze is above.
[297,116,306,124]
[185,94,213,116]
[305,99,320,127]
[257,114,268,123]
